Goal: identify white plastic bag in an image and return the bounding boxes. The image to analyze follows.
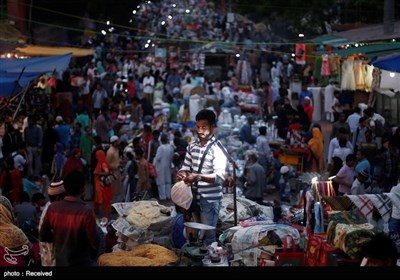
[171,181,193,210]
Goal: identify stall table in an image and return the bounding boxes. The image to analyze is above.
[278,146,310,173]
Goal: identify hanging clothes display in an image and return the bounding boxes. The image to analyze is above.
[368,67,381,107]
[364,64,374,92]
[329,55,341,76]
[320,54,331,77]
[313,55,322,82]
[371,67,381,91]
[329,55,343,84]
[308,179,336,234]
[341,60,356,91]
[353,60,366,90]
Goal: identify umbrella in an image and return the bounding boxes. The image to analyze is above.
[370,53,400,73]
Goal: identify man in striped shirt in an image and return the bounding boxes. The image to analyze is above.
[177,109,228,246]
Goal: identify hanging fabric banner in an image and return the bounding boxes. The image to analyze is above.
[295,44,306,65]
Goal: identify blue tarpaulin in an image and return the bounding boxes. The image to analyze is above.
[0,72,43,97]
[0,53,72,97]
[370,53,400,73]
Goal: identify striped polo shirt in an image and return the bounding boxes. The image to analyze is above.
[180,136,227,203]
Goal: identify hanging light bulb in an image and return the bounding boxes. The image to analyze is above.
[311,176,318,184]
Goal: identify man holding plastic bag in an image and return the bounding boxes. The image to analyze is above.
[174,109,228,246]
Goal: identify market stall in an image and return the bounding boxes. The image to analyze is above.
[297,173,400,266]
[278,146,309,173]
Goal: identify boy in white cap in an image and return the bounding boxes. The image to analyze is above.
[278,165,292,202]
[351,169,368,195]
[47,180,66,198]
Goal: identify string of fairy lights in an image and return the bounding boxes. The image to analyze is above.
[3,0,400,60]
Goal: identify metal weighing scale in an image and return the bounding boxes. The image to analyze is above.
[180,222,216,266]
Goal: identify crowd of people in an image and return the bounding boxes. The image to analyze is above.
[0,40,399,265]
[0,0,399,267]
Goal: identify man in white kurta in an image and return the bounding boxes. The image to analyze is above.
[324,80,340,122]
[142,71,155,103]
[154,134,174,201]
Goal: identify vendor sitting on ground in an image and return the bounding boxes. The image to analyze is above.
[239,116,256,144]
[243,151,266,205]
[267,150,282,187]
[278,165,294,202]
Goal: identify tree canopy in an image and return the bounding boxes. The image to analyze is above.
[216,0,397,39]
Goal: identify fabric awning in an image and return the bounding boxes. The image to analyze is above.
[199,42,234,53]
[332,43,400,58]
[0,72,42,97]
[370,53,400,73]
[0,53,72,73]
[0,53,72,97]
[15,44,94,57]
[311,34,355,47]
[331,21,400,42]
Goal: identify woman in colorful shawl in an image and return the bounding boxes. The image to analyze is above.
[93,150,113,216]
[0,196,31,266]
[308,126,324,172]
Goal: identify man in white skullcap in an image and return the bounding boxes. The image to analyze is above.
[279,165,292,202]
[47,180,66,198]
